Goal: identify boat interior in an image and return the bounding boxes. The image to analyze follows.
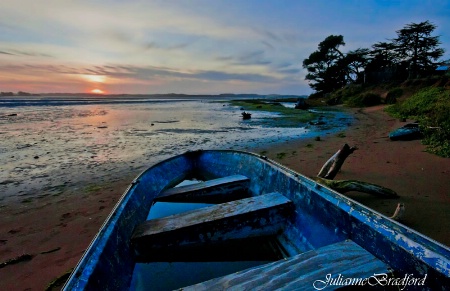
[129,173,389,290]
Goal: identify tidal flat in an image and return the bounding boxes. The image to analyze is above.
[0,97,351,203]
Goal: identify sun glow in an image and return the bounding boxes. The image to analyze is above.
[91,89,105,94]
[83,75,106,83]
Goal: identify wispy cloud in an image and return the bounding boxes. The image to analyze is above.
[0,50,15,55]
[0,49,52,57]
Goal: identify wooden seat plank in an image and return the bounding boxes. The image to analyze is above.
[155,175,250,203]
[182,240,390,290]
[131,192,293,257]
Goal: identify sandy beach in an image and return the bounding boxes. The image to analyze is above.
[0,104,449,290]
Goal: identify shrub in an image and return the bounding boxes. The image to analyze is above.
[385,88,403,104]
[345,92,381,107]
[395,87,441,117]
[385,87,450,157]
[329,84,365,105]
[308,92,324,99]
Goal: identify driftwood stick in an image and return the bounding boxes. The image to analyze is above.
[315,144,399,199]
[317,151,338,178]
[317,144,357,179]
[390,203,405,220]
[314,177,399,198]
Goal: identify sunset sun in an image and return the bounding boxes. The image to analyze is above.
[91,89,105,94]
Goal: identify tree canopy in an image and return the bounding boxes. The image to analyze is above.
[393,20,445,78]
[303,21,446,95]
[302,35,346,94]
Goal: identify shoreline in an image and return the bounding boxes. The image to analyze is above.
[0,105,449,290]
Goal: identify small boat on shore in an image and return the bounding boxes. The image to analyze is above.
[389,123,421,141]
[241,111,251,120]
[64,150,450,290]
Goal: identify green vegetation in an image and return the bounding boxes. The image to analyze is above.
[300,19,449,158]
[385,88,403,104]
[303,21,445,99]
[229,99,320,127]
[336,132,346,138]
[84,184,103,193]
[326,84,365,105]
[386,87,450,157]
[345,92,381,107]
[276,152,287,159]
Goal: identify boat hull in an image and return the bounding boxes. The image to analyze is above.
[64,150,450,290]
[389,123,422,140]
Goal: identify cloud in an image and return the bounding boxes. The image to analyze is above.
[0,49,52,57]
[1,0,449,94]
[1,63,279,84]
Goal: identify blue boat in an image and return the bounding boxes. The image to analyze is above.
[389,123,422,141]
[64,150,449,290]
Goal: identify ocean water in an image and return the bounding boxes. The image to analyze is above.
[0,96,352,201]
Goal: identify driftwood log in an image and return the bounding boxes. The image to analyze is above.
[317,144,357,180]
[314,144,402,219]
[314,177,398,198]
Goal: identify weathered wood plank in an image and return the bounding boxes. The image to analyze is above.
[182,240,390,291]
[131,193,293,258]
[155,174,250,203]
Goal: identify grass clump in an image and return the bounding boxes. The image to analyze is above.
[276,152,287,160]
[84,184,103,193]
[385,87,450,157]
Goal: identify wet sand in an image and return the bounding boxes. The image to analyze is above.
[0,105,449,290]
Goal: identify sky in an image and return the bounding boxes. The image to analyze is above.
[1,0,449,95]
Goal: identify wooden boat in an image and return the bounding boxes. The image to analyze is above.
[389,123,421,141]
[64,150,450,290]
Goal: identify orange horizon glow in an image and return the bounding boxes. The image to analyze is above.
[91,89,105,94]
